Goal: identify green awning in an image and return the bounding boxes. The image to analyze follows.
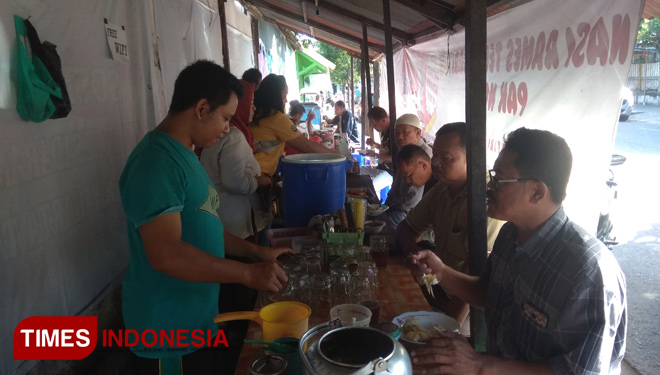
[295,50,335,90]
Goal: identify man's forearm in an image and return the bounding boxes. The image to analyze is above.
[225,231,260,261]
[437,264,486,309]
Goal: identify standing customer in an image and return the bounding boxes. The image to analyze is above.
[251,74,337,177]
[360,106,395,195]
[119,60,289,373]
[411,128,627,375]
[199,80,271,241]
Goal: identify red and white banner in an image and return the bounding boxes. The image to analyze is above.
[382,0,643,230]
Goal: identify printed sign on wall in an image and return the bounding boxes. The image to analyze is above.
[104,19,129,62]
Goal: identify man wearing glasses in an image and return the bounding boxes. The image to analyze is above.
[410,128,627,375]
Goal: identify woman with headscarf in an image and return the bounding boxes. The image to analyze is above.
[200,80,272,241]
[251,74,337,177]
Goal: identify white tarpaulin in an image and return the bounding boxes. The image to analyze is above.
[382,0,643,231]
[155,0,224,113]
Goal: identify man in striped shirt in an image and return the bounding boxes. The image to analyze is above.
[410,128,627,375]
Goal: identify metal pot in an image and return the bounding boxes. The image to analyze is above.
[299,323,412,375]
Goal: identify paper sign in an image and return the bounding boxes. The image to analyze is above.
[104,19,129,62]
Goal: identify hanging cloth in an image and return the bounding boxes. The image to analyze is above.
[14,15,64,122]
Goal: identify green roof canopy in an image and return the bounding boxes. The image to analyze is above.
[295,50,335,90]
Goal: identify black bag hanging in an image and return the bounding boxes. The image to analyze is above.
[24,18,72,119]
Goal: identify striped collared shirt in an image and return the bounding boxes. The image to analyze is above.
[483,207,627,375]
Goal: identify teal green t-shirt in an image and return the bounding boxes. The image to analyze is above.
[119,131,224,358]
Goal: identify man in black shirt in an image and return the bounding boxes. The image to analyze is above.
[324,100,359,143]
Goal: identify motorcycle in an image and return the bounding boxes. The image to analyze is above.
[596,154,627,247]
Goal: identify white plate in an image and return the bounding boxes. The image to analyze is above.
[392,311,460,343]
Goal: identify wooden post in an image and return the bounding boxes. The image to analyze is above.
[383,0,397,170]
[465,0,488,351]
[251,18,260,70]
[361,21,371,148]
[350,56,355,114]
[218,0,230,71]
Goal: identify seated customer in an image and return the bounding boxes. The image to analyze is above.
[410,128,626,375]
[251,74,337,177]
[396,144,433,191]
[360,106,395,196]
[288,101,314,137]
[383,114,432,230]
[397,122,503,324]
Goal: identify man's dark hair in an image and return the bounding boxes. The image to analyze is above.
[253,74,287,125]
[367,106,388,120]
[241,68,262,87]
[435,122,466,148]
[503,127,572,204]
[289,102,306,116]
[169,60,243,113]
[335,100,346,109]
[397,144,431,165]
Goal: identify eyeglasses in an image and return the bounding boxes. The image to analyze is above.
[488,169,550,190]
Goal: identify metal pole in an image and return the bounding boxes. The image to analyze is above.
[465,0,488,351]
[383,0,397,171]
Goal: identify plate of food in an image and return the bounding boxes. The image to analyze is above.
[392,311,460,348]
[346,188,370,199]
[367,204,389,217]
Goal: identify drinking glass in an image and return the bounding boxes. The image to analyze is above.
[369,234,389,268]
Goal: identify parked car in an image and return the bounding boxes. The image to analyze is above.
[620,87,634,121]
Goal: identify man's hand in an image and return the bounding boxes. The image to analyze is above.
[243,262,288,293]
[256,246,293,263]
[411,331,483,375]
[410,250,445,283]
[366,138,377,147]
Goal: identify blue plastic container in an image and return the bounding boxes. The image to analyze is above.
[281,154,353,228]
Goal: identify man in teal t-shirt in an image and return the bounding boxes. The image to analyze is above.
[119,60,290,374]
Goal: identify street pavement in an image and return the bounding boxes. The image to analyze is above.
[609,104,660,375]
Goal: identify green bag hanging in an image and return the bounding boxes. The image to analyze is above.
[14,15,62,122]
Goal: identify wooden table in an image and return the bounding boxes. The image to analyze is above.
[233,255,431,374]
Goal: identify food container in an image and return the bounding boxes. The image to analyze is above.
[329,304,372,327]
[364,220,386,234]
[367,204,389,217]
[214,302,311,342]
[250,355,288,375]
[299,323,412,375]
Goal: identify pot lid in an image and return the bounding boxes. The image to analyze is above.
[282,153,347,164]
[317,327,395,368]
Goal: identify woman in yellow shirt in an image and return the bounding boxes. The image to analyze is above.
[250,74,337,176]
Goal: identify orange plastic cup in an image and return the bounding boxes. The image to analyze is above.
[214,301,311,342]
